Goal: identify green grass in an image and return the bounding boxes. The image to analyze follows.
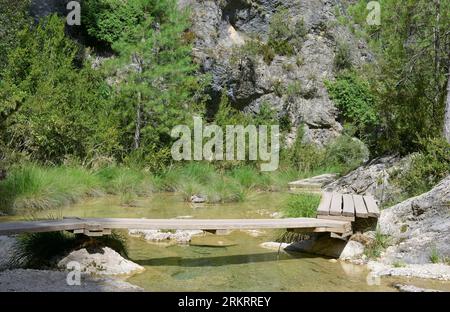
[430,246,441,264]
[0,162,340,213]
[281,193,322,218]
[364,229,391,259]
[9,229,128,269]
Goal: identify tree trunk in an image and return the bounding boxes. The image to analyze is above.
[134,92,142,150]
[444,67,450,143]
[433,0,441,120]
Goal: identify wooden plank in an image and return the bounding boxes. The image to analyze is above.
[353,195,369,218]
[317,192,333,216]
[316,215,355,222]
[342,194,355,217]
[0,217,351,235]
[363,195,380,217]
[329,192,343,216]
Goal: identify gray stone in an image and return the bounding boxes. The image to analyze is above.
[339,240,365,260]
[58,247,144,276]
[325,155,412,203]
[378,175,450,265]
[190,194,207,203]
[394,284,442,292]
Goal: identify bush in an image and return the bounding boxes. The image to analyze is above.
[324,135,369,172]
[268,10,307,56]
[83,0,147,45]
[326,71,378,141]
[334,42,352,71]
[396,137,450,196]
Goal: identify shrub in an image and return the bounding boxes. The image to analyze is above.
[326,71,378,140]
[364,228,390,259]
[83,0,147,45]
[396,137,450,196]
[268,10,307,56]
[334,42,352,71]
[324,135,369,172]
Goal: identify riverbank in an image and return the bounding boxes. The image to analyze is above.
[0,163,343,215]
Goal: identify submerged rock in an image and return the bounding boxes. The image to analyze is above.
[0,269,142,292]
[58,247,144,276]
[259,242,290,252]
[190,195,207,203]
[129,229,204,244]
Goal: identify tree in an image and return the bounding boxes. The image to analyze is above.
[0,15,118,163]
[0,0,31,72]
[349,0,450,153]
[100,0,208,155]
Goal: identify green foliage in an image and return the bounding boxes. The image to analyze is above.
[430,246,441,264]
[334,42,352,71]
[326,71,378,140]
[0,15,117,163]
[0,0,31,72]
[364,229,391,259]
[348,0,450,154]
[324,135,369,172]
[10,229,128,269]
[281,193,321,218]
[395,137,450,196]
[268,10,307,56]
[83,0,148,45]
[107,0,208,161]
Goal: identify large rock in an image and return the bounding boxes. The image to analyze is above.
[58,247,144,276]
[325,155,411,203]
[378,176,450,265]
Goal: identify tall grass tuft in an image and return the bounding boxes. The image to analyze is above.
[10,229,128,269]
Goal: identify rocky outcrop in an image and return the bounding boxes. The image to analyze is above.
[378,176,450,265]
[324,155,412,203]
[58,247,144,276]
[184,0,372,145]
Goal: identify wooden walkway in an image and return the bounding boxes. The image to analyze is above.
[316,192,380,222]
[0,217,352,237]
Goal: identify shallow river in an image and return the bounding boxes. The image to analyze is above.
[5,192,450,291]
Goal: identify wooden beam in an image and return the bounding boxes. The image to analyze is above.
[329,192,343,216]
[353,195,369,218]
[0,217,351,236]
[363,195,381,217]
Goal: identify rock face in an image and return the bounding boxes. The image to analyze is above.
[378,176,450,265]
[325,155,411,203]
[58,247,144,276]
[183,0,372,145]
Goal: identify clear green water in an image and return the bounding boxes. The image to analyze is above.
[4,192,450,291]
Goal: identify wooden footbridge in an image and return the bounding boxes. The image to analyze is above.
[0,192,379,238]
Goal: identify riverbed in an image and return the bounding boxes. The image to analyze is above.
[3,192,450,291]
